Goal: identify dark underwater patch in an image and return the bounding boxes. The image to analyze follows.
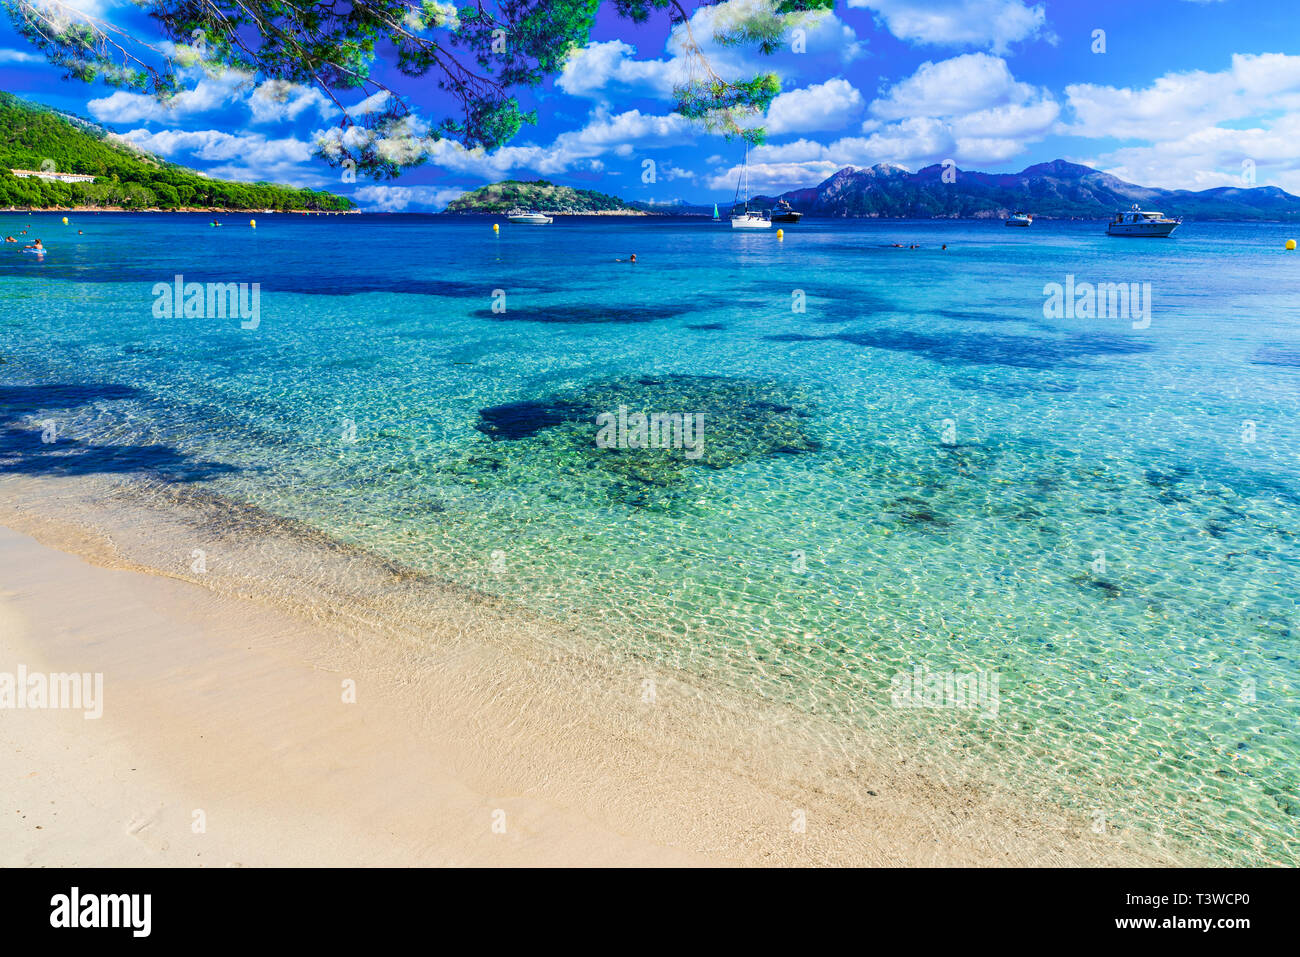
[474,304,693,324]
[686,322,727,331]
[0,382,237,482]
[767,328,1152,369]
[1252,347,1300,368]
[1072,573,1123,597]
[475,396,589,440]
[472,374,821,507]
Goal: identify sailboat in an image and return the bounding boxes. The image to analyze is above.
[712,203,720,222]
[730,142,771,229]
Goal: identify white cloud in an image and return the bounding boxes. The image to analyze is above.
[0,49,42,63]
[1064,53,1300,191]
[770,53,1061,179]
[871,52,1038,119]
[1081,113,1300,192]
[87,70,343,127]
[354,185,466,212]
[1065,53,1300,140]
[557,0,864,103]
[113,126,325,185]
[27,0,118,22]
[417,108,696,178]
[846,0,1049,54]
[87,72,251,123]
[766,78,864,134]
[249,80,337,124]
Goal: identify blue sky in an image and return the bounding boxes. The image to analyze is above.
[3,0,1299,209]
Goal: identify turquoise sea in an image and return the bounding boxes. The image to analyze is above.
[2,211,1298,864]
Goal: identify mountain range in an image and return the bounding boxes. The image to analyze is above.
[751,160,1300,220]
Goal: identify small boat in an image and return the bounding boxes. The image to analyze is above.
[712,203,720,222]
[507,209,553,225]
[730,143,772,230]
[770,199,802,224]
[1107,204,1180,237]
[1005,211,1033,227]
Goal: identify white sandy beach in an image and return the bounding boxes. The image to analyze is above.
[0,475,1182,867]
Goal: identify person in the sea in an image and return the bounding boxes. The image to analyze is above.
[615,253,637,263]
[24,239,43,251]
[3,236,15,243]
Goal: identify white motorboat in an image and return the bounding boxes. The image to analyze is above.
[507,209,553,225]
[1005,211,1033,227]
[730,143,772,230]
[1107,204,1180,237]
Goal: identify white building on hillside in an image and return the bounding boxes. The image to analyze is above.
[9,168,97,184]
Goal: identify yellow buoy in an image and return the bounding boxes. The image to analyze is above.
[250,219,256,228]
[61,216,68,225]
[777,228,784,240]
[1287,239,1296,251]
[493,223,499,233]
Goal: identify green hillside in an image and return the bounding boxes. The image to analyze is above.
[445,179,647,214]
[0,92,353,212]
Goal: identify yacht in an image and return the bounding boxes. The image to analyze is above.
[731,207,772,229]
[1005,211,1033,227]
[1107,204,1180,237]
[771,199,803,224]
[507,209,553,225]
[730,143,772,230]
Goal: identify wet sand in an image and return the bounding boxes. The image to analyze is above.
[0,474,1179,866]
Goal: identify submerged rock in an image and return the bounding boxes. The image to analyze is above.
[473,374,821,506]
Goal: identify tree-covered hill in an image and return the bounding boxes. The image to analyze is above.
[444,180,651,214]
[0,92,353,212]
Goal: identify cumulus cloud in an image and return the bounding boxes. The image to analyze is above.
[765,78,865,134]
[415,108,696,178]
[1065,53,1300,191]
[112,126,326,185]
[745,53,1061,182]
[846,0,1049,54]
[557,0,864,102]
[248,80,337,124]
[871,52,1039,119]
[1064,53,1300,139]
[354,185,466,211]
[87,72,251,123]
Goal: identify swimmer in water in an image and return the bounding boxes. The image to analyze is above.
[3,236,15,243]
[615,253,638,263]
[24,238,43,251]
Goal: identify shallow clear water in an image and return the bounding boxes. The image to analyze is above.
[3,211,1299,863]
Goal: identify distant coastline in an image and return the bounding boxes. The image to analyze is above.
[2,206,359,214]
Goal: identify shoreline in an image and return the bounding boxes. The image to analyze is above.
[1,206,357,214]
[0,472,1182,866]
